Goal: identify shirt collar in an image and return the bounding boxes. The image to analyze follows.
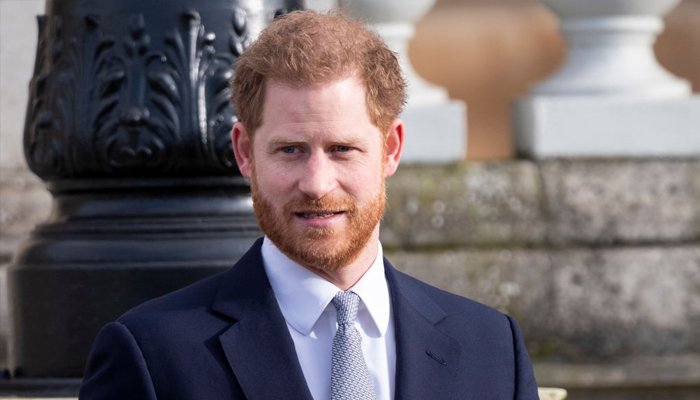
[262,236,391,337]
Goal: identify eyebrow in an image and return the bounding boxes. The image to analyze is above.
[266,132,367,148]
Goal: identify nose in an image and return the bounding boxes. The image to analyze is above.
[297,152,337,200]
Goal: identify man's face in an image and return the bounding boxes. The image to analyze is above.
[233,76,403,274]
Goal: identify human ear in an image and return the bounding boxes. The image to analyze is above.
[383,118,404,178]
[232,122,253,179]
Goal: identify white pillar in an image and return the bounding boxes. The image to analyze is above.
[339,0,466,163]
[514,0,700,158]
[305,0,338,12]
[0,0,47,370]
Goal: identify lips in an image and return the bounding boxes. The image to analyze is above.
[296,211,344,219]
[286,197,355,222]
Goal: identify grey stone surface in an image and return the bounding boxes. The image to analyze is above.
[386,245,700,361]
[0,265,6,371]
[382,159,700,248]
[0,168,49,373]
[542,159,700,245]
[535,354,700,389]
[382,162,547,248]
[549,246,700,359]
[0,168,51,263]
[535,354,700,400]
[0,0,43,170]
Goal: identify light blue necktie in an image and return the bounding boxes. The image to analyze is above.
[331,291,376,400]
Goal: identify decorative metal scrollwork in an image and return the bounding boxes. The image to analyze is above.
[22,4,284,179]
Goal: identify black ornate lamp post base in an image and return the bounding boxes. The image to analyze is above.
[0,378,81,397]
[9,0,302,378]
[9,178,260,377]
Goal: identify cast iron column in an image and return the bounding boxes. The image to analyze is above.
[8,0,301,379]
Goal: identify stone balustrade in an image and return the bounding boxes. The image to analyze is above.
[515,0,700,158]
[534,0,689,97]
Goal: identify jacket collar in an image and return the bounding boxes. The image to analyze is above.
[211,238,314,400]
[210,240,464,400]
[385,259,466,400]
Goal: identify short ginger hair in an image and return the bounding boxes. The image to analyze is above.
[231,10,406,135]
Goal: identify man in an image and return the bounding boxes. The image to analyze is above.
[80,10,539,400]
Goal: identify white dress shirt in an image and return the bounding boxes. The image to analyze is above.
[262,237,396,400]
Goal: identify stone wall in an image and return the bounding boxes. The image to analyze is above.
[382,159,700,397]
[0,169,51,372]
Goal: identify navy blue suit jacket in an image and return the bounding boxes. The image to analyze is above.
[80,239,539,399]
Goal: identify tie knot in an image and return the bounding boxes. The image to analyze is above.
[332,291,360,325]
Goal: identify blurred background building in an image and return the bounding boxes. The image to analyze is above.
[2,0,699,398]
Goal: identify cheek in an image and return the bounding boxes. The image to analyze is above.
[343,166,383,197]
[254,165,294,195]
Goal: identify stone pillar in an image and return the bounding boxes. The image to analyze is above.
[0,0,48,376]
[305,0,338,12]
[5,0,302,380]
[514,0,700,157]
[339,0,466,163]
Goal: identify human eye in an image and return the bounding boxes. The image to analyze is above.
[279,146,299,154]
[333,145,352,153]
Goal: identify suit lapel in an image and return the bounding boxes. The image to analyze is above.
[385,260,467,400]
[209,243,467,400]
[211,240,313,400]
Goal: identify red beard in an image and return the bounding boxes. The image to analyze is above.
[251,176,385,273]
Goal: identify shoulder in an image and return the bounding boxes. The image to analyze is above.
[81,267,245,399]
[112,270,230,345]
[385,260,516,337]
[120,270,224,322]
[384,258,540,395]
[117,238,265,331]
[387,262,504,317]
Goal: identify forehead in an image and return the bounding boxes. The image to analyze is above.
[261,76,370,123]
[255,76,380,143]
[278,74,366,109]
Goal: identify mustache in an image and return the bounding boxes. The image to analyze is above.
[283,196,357,214]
